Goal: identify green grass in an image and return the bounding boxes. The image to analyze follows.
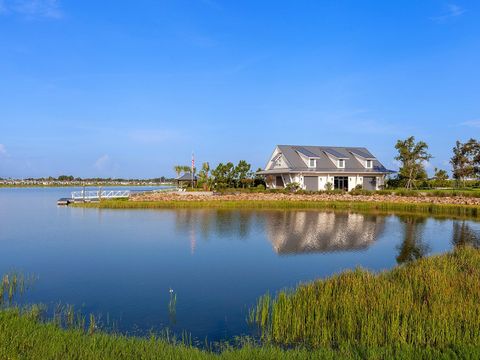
[2,249,480,358]
[2,307,480,359]
[250,246,480,351]
[73,199,480,219]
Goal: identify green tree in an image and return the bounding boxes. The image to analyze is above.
[253,168,266,187]
[198,162,211,189]
[173,165,193,177]
[450,139,480,187]
[173,165,182,177]
[211,162,235,189]
[433,168,448,181]
[394,136,432,189]
[234,160,252,188]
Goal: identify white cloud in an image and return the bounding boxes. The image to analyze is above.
[0,144,7,157]
[0,0,63,19]
[94,154,110,171]
[431,4,466,23]
[461,120,480,128]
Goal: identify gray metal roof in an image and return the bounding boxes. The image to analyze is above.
[292,146,320,158]
[324,148,349,159]
[350,149,375,159]
[175,173,197,181]
[263,145,392,174]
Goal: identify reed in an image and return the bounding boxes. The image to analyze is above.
[169,291,177,324]
[0,273,36,306]
[250,246,480,349]
[74,199,480,219]
[1,306,480,359]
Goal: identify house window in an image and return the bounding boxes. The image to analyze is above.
[334,176,349,191]
[337,159,345,168]
[309,159,316,168]
[366,160,373,168]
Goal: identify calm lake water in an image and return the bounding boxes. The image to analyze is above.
[1,187,479,342]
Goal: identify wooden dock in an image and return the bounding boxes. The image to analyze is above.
[57,189,131,205]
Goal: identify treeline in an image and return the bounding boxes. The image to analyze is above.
[392,136,480,189]
[174,161,266,190]
[0,176,175,183]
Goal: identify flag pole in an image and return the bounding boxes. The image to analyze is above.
[191,152,194,189]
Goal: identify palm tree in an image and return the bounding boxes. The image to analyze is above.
[201,162,210,178]
[173,165,183,177]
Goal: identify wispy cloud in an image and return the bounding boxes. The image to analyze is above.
[431,4,466,23]
[461,119,480,128]
[0,0,63,19]
[94,154,110,171]
[0,144,7,157]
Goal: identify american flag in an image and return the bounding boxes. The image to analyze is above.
[191,152,195,173]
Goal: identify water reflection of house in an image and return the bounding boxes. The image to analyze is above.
[265,211,386,254]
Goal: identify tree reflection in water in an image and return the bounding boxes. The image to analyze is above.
[396,215,429,264]
[452,221,480,248]
[173,209,480,259]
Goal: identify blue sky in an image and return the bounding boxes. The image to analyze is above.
[0,1,479,178]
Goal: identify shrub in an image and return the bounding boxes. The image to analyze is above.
[285,182,301,193]
[256,184,265,191]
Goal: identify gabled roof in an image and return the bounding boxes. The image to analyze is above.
[350,149,376,159]
[292,146,320,158]
[259,145,393,174]
[324,148,349,159]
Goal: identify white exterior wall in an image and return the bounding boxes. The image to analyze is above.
[295,173,386,191]
[267,173,386,191]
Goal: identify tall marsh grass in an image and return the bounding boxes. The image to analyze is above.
[250,246,480,349]
[2,307,480,359]
[2,251,480,359]
[0,273,36,306]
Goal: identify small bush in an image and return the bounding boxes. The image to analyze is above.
[350,189,374,196]
[285,182,301,193]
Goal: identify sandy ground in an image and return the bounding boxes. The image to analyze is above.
[130,191,480,206]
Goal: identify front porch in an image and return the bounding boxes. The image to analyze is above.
[264,173,385,191]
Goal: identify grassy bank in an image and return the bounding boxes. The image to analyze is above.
[3,249,480,359]
[3,308,479,360]
[73,199,480,219]
[250,246,480,351]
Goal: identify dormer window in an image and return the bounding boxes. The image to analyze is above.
[309,159,316,168]
[337,159,345,168]
[366,160,373,168]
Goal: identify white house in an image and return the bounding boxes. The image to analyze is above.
[257,145,393,191]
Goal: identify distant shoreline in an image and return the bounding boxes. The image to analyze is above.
[0,183,174,188]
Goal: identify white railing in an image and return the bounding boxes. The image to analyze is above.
[71,190,130,200]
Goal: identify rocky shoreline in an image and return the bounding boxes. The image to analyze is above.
[130,191,480,206]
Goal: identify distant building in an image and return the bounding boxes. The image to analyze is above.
[257,145,393,191]
[175,172,197,188]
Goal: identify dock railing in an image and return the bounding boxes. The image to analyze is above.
[71,189,130,201]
